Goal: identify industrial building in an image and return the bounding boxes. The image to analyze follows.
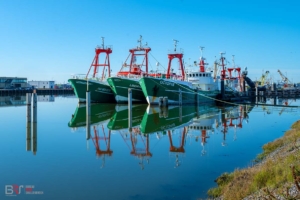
[0,77,28,89]
[28,81,55,89]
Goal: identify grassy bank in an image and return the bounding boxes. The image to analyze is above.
[207,120,300,200]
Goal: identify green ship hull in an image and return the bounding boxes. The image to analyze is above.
[68,103,115,128]
[139,77,220,105]
[68,79,116,103]
[107,77,147,104]
[107,104,147,130]
[140,105,197,134]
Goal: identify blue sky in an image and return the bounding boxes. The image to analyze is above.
[0,0,299,83]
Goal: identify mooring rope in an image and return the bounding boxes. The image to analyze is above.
[145,76,300,108]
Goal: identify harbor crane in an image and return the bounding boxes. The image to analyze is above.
[278,70,293,85]
[257,71,270,86]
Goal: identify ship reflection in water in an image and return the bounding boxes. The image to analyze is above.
[69,102,255,169]
[1,96,299,199]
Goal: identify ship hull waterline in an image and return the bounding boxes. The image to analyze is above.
[140,105,197,134]
[68,103,115,128]
[107,104,147,130]
[107,77,147,104]
[139,77,220,105]
[68,79,116,103]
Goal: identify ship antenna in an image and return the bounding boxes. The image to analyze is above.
[137,35,143,48]
[232,55,235,67]
[101,37,105,49]
[173,39,179,52]
[199,46,205,57]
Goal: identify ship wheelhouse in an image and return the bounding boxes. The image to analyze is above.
[185,71,218,91]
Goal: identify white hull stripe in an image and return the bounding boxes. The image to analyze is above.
[115,86,142,91]
[115,95,143,102]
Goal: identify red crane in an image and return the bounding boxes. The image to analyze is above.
[168,127,187,167]
[117,35,151,77]
[166,39,185,80]
[120,128,152,170]
[91,125,113,168]
[86,37,112,80]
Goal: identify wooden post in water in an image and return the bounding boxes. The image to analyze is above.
[86,91,91,140]
[32,91,37,155]
[273,83,277,105]
[32,120,37,155]
[179,105,182,123]
[128,89,132,131]
[255,87,258,104]
[26,93,32,151]
[196,88,199,118]
[159,97,163,107]
[32,92,37,123]
[163,97,168,106]
[179,89,182,106]
[163,106,168,118]
[221,79,225,100]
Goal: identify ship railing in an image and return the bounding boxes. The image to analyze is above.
[168,48,184,54]
[71,74,86,79]
[96,45,113,51]
[127,74,142,79]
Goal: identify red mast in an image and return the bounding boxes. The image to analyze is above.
[117,35,151,76]
[199,47,207,72]
[166,39,185,80]
[220,52,226,80]
[168,128,186,153]
[86,37,112,80]
[91,125,113,164]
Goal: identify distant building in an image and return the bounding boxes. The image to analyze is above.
[54,83,72,89]
[0,77,28,89]
[28,81,55,89]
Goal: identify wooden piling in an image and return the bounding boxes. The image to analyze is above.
[163,97,168,106]
[179,89,182,106]
[159,97,163,107]
[179,105,182,123]
[128,89,132,131]
[32,121,37,155]
[255,87,258,104]
[26,93,32,151]
[86,91,91,140]
[32,92,37,123]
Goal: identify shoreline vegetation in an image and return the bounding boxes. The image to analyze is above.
[207,120,300,200]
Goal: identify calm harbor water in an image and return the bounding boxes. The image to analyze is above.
[1,95,300,200]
